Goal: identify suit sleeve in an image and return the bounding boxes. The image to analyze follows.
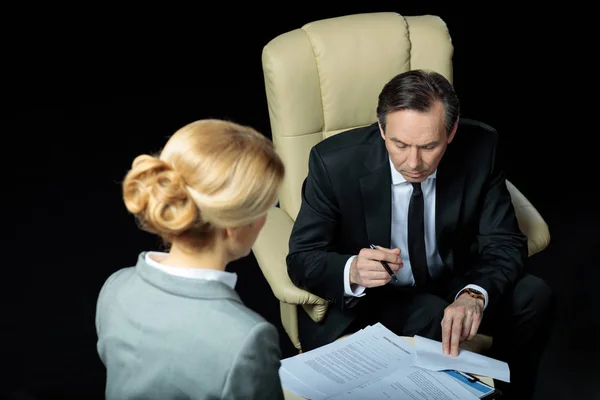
[221,322,284,400]
[464,135,528,311]
[286,146,356,308]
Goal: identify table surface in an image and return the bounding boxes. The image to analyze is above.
[282,336,494,400]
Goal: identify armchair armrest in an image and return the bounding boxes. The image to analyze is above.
[253,207,329,321]
[506,180,550,256]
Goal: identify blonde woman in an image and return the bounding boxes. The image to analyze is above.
[95,119,285,400]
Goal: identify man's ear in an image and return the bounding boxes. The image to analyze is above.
[447,118,459,143]
[378,121,386,140]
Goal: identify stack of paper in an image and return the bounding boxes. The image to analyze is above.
[279,323,507,399]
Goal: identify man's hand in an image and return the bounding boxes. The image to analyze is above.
[441,293,484,356]
[349,246,403,288]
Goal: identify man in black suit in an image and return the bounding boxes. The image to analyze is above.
[287,69,553,399]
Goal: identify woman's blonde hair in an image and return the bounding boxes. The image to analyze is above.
[122,119,284,247]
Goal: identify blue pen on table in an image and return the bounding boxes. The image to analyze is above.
[369,244,399,283]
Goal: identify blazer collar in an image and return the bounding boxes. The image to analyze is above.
[144,251,238,289]
[134,252,243,302]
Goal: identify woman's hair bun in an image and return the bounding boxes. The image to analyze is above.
[122,154,198,237]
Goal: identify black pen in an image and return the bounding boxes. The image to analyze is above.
[369,244,399,282]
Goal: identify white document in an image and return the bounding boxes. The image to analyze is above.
[279,323,416,399]
[411,335,511,383]
[280,367,326,400]
[327,366,479,400]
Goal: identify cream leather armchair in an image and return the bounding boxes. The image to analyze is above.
[253,12,550,353]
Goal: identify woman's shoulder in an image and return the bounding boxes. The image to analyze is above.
[98,266,136,298]
[215,298,274,331]
[168,302,281,376]
[213,315,281,363]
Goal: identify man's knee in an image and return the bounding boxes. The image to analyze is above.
[513,274,554,318]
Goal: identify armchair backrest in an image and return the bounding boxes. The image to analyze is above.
[261,12,454,221]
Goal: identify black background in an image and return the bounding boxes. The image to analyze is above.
[2,4,597,399]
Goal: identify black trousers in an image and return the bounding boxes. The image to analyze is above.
[303,273,554,400]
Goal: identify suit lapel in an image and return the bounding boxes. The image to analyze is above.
[359,138,392,249]
[435,154,465,265]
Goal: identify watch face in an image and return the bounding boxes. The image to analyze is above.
[468,288,483,295]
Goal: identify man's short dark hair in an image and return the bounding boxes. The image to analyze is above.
[376,69,460,134]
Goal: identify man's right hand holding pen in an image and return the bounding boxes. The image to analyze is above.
[349,245,403,288]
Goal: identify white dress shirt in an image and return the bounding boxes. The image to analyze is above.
[145,251,238,289]
[343,158,489,309]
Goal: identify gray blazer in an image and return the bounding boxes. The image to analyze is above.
[95,252,284,400]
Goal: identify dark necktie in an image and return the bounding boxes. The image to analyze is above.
[408,182,430,286]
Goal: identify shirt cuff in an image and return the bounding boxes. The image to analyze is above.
[455,284,489,310]
[344,255,366,297]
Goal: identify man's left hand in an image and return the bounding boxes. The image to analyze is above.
[441,293,484,356]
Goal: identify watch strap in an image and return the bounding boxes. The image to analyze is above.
[460,288,486,302]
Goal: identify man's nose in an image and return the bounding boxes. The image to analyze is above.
[406,148,421,169]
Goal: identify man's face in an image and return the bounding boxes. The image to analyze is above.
[379,101,457,183]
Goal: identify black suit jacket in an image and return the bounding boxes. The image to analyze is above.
[286,118,528,346]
